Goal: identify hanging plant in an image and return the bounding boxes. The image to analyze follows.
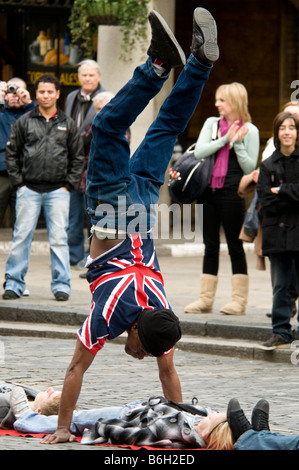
[68,0,151,60]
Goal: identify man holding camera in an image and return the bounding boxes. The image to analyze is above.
[0,78,36,227]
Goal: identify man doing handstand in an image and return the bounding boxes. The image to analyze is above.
[42,7,219,444]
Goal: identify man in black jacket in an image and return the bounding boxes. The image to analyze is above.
[3,74,84,301]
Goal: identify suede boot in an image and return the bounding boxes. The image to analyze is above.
[220,274,249,315]
[184,274,218,313]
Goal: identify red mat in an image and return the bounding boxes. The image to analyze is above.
[0,428,79,441]
[0,429,203,450]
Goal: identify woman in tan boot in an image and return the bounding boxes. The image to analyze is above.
[184,82,259,315]
[220,273,249,315]
[184,274,218,313]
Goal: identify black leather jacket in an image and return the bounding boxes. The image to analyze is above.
[5,106,84,191]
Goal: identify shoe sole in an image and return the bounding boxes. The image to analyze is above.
[55,294,69,301]
[149,10,186,67]
[257,342,291,351]
[193,8,219,63]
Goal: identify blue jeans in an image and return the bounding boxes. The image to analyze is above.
[269,252,299,342]
[14,402,143,435]
[235,429,299,450]
[86,55,211,232]
[67,189,87,265]
[5,186,71,296]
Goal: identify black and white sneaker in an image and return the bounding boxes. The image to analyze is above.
[191,8,219,65]
[147,10,186,71]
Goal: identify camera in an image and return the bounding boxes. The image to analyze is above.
[7,83,19,94]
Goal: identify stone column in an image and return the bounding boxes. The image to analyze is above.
[96,0,176,208]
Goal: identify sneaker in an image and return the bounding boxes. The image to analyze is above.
[251,399,270,432]
[191,8,219,65]
[54,291,69,301]
[259,335,291,351]
[2,289,19,300]
[147,10,186,70]
[227,398,252,443]
[10,386,30,418]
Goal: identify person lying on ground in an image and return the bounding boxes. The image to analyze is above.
[0,382,61,429]
[11,386,233,449]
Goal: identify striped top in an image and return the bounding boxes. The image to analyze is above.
[77,234,170,354]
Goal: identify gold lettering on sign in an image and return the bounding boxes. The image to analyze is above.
[59,73,80,86]
[27,71,55,84]
[27,71,79,87]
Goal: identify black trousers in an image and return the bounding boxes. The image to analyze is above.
[201,187,247,275]
[0,174,16,227]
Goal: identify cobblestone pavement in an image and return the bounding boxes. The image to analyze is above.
[1,335,299,451]
[1,230,299,452]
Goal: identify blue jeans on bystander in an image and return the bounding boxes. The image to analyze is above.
[269,252,299,342]
[4,186,71,296]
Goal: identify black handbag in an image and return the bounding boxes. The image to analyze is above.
[243,190,259,239]
[168,118,219,204]
[168,145,215,203]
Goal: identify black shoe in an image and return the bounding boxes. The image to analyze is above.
[259,335,291,351]
[54,291,69,301]
[227,398,252,443]
[2,289,19,300]
[147,10,186,70]
[191,8,219,65]
[251,399,270,432]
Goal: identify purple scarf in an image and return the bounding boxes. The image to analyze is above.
[210,118,236,189]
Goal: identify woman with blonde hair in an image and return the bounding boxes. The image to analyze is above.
[185,82,259,316]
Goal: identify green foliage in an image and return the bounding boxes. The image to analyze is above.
[68,0,151,60]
